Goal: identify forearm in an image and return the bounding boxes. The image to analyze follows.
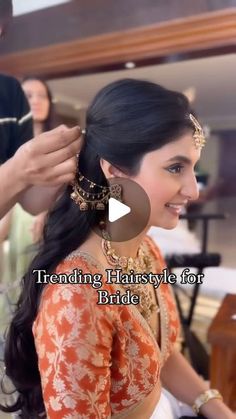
[161,349,207,405]
[19,184,64,215]
[161,349,235,419]
[0,158,27,219]
[0,160,63,217]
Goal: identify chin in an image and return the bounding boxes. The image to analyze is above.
[152,218,179,230]
[33,112,45,121]
[164,222,179,230]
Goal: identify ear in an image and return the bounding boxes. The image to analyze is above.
[100,158,125,179]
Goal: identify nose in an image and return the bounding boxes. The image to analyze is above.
[181,172,199,201]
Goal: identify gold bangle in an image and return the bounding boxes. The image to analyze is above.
[192,389,223,415]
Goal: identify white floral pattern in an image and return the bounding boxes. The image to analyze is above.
[32,236,179,418]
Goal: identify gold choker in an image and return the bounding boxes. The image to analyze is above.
[101,237,151,274]
[101,236,158,332]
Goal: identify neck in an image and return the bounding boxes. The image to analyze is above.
[104,212,150,258]
[109,229,148,258]
[79,226,150,266]
[34,121,44,136]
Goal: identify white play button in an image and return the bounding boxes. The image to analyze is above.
[91,178,151,242]
[108,198,131,222]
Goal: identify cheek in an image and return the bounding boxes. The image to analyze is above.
[36,102,50,120]
[137,177,175,210]
[41,102,50,117]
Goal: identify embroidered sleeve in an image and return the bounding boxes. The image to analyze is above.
[33,283,114,419]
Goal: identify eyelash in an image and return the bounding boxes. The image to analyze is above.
[167,164,184,174]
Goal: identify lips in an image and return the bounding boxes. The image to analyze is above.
[165,202,187,215]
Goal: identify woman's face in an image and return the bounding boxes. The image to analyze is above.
[22,79,50,122]
[131,132,201,229]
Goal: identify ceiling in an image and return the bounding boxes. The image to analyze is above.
[48,53,236,130]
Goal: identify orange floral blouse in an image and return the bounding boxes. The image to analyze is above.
[33,236,180,418]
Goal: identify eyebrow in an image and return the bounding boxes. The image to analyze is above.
[166,155,192,165]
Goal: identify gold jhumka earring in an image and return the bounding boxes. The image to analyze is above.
[189,113,206,150]
[71,171,122,211]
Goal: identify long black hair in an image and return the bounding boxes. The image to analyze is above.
[0,79,193,417]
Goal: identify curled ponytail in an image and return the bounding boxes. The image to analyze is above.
[1,146,106,417]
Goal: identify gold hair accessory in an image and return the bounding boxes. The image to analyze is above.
[189,113,206,150]
[71,171,122,211]
[101,234,158,330]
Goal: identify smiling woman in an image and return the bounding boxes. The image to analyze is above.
[1,79,235,419]
[132,134,201,230]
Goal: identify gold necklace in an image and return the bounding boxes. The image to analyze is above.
[101,236,159,333]
[101,237,151,273]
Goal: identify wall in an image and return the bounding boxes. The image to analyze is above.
[1,0,236,55]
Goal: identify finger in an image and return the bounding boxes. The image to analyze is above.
[40,138,81,168]
[34,125,82,154]
[44,173,76,187]
[44,158,77,182]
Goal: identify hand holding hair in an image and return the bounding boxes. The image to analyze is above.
[13,125,82,187]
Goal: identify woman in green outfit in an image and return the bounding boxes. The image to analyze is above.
[0,78,55,332]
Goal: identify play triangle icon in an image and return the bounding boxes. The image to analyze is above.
[108,198,131,222]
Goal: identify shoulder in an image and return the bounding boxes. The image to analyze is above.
[34,252,118,326]
[0,73,22,96]
[55,250,104,278]
[33,281,117,350]
[0,73,17,84]
[0,74,16,115]
[0,73,30,120]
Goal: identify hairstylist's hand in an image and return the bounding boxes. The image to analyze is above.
[30,211,47,243]
[14,125,81,187]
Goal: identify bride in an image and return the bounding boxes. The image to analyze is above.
[1,79,234,419]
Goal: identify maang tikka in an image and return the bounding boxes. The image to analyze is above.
[189,113,206,150]
[71,171,122,211]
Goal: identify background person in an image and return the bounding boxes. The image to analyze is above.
[21,77,58,243]
[22,76,56,135]
[0,0,82,219]
[0,79,57,316]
